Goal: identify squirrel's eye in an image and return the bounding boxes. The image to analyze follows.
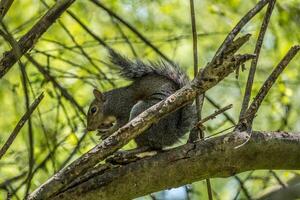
[90,107,97,114]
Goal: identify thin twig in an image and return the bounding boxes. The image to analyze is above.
[233,172,254,200]
[195,104,233,128]
[240,45,300,131]
[190,0,198,79]
[110,16,138,57]
[66,10,110,48]
[89,0,174,66]
[211,0,269,65]
[0,93,44,160]
[189,1,213,199]
[205,179,213,200]
[188,0,202,142]
[59,130,89,169]
[19,62,35,198]
[204,125,236,139]
[0,172,26,189]
[269,170,287,188]
[234,175,252,199]
[26,55,86,116]
[0,0,76,78]
[239,0,276,119]
[205,96,236,125]
[26,67,58,172]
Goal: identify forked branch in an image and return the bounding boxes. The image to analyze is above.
[237,45,300,131]
[239,0,276,120]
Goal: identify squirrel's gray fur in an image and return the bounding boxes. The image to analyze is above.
[109,49,189,87]
[87,50,196,150]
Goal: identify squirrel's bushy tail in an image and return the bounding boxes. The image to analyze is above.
[109,49,189,88]
[109,49,196,143]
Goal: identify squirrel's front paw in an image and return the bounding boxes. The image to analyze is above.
[97,130,112,140]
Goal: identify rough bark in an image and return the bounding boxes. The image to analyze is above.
[28,35,254,200]
[0,0,14,18]
[52,131,300,200]
[0,0,76,78]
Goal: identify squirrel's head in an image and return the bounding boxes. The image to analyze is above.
[86,89,114,131]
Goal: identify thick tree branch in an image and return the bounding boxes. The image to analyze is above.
[28,35,254,200]
[53,131,300,200]
[0,0,76,78]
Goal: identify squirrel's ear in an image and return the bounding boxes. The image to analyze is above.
[93,89,105,101]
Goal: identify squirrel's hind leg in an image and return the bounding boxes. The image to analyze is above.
[130,99,181,150]
[129,100,162,149]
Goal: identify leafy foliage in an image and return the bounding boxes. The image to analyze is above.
[0,0,299,199]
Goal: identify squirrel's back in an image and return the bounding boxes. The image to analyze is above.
[106,50,196,149]
[109,50,189,88]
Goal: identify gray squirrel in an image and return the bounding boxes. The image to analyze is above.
[86,50,196,149]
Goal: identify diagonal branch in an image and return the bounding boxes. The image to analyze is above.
[66,10,110,49]
[0,0,14,19]
[40,0,115,87]
[234,175,252,199]
[195,104,233,128]
[238,45,300,131]
[0,172,26,190]
[239,0,276,119]
[26,54,86,116]
[205,95,236,125]
[211,0,269,64]
[89,0,174,66]
[28,34,254,200]
[0,92,44,160]
[256,175,300,200]
[27,1,266,196]
[0,0,76,78]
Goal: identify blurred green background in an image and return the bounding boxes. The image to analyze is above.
[0,0,299,199]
